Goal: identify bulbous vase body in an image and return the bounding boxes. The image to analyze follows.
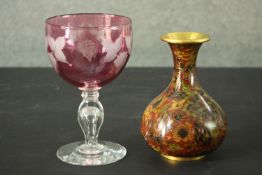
[141,32,227,160]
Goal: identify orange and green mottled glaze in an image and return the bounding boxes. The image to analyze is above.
[141,32,227,159]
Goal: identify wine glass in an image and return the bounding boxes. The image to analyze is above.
[45,13,132,166]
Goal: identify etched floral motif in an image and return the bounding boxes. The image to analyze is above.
[46,36,67,63]
[114,52,128,73]
[46,14,132,88]
[100,36,122,64]
[47,53,57,71]
[76,40,98,62]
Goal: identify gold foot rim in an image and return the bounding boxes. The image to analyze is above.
[161,154,205,161]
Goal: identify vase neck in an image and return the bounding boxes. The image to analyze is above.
[169,43,201,71]
[169,43,202,88]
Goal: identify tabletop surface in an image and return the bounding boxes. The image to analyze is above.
[0,68,262,175]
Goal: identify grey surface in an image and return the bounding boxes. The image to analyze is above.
[1,0,262,67]
[0,68,262,175]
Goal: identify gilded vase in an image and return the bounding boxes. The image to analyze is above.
[141,32,227,160]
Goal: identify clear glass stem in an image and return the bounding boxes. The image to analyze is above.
[78,90,104,146]
[56,88,126,165]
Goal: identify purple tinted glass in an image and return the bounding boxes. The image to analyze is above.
[45,13,132,90]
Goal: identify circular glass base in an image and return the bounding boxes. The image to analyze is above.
[161,154,205,161]
[57,141,126,166]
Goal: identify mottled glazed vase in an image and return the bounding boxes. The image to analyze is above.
[141,32,227,161]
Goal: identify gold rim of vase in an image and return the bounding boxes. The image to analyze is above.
[160,32,210,44]
[161,154,205,161]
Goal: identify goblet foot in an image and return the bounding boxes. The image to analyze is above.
[57,141,126,166]
[161,154,205,161]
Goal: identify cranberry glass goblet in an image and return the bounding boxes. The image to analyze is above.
[45,13,132,166]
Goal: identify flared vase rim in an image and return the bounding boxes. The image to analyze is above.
[45,13,132,29]
[160,32,210,44]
